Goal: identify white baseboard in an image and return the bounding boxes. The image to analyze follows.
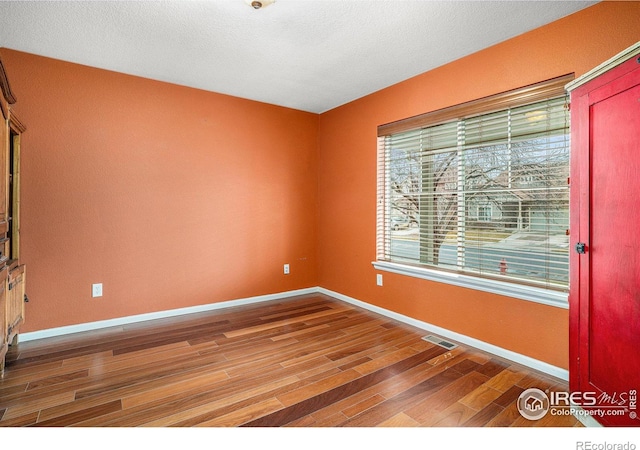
[19,285,569,381]
[19,287,319,343]
[318,287,569,381]
[571,403,604,427]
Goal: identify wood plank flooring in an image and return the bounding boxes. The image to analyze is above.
[0,294,582,427]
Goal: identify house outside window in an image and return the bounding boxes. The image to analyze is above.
[477,205,492,222]
[375,75,572,306]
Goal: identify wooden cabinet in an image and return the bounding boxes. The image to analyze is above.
[0,266,6,374]
[567,42,640,426]
[0,56,26,376]
[7,262,25,346]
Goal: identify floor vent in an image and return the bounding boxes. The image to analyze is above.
[422,334,458,350]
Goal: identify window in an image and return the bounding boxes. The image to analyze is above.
[477,205,492,222]
[375,75,573,306]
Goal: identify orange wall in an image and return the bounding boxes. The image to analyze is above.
[317,1,640,369]
[0,49,319,332]
[2,2,639,369]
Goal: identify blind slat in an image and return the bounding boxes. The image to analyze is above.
[377,92,570,291]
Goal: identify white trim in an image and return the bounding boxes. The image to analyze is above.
[19,285,568,381]
[318,287,569,381]
[570,402,604,428]
[372,261,568,309]
[19,287,319,342]
[566,41,640,92]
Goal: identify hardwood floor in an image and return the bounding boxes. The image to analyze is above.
[0,294,582,427]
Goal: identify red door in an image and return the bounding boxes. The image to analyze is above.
[570,55,640,426]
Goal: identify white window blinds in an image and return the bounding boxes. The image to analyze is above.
[377,82,570,292]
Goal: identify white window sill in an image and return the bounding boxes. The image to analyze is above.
[372,261,568,309]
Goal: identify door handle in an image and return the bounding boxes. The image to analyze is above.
[575,242,587,254]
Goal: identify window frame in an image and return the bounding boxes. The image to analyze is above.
[374,74,574,309]
[477,205,492,222]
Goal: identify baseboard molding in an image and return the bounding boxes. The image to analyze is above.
[19,287,320,343]
[318,287,569,381]
[19,285,569,381]
[571,403,604,428]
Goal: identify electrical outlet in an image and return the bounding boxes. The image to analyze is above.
[92,283,103,298]
[284,264,290,275]
[376,274,383,286]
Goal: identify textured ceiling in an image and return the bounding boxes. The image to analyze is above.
[0,0,596,113]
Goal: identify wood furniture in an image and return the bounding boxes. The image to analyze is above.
[0,55,26,376]
[567,42,640,426]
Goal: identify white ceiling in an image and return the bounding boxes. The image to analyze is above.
[0,0,597,113]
